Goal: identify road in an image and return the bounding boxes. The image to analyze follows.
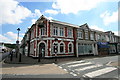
[0,52,10,61]
[1,55,120,80]
[57,55,120,79]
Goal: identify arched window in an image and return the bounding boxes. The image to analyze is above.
[60,43,64,53]
[68,42,73,53]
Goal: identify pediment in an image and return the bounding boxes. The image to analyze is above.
[80,23,89,30]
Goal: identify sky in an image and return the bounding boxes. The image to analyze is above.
[0,0,119,44]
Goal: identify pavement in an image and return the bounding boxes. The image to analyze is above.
[1,63,68,75]
[4,53,116,64]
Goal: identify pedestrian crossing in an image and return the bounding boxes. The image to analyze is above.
[58,60,118,78]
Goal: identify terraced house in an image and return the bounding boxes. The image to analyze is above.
[20,15,120,58]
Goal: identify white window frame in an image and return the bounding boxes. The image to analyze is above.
[67,28,73,38]
[85,30,88,39]
[68,42,73,53]
[59,27,64,37]
[40,27,46,36]
[59,42,65,53]
[90,32,94,40]
[78,30,83,39]
[53,26,58,36]
[97,34,100,40]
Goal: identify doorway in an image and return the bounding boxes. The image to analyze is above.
[39,43,45,57]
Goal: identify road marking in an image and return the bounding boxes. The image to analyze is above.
[58,66,62,69]
[75,64,102,71]
[84,67,117,78]
[68,62,92,68]
[63,69,67,71]
[62,60,85,65]
[106,61,112,65]
[70,72,77,76]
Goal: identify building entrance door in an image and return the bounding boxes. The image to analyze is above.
[39,43,45,57]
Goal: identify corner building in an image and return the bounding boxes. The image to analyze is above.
[20,15,120,58]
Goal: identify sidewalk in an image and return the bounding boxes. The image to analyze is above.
[4,53,118,64]
[2,54,69,76]
[1,63,68,75]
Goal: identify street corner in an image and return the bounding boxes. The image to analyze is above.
[1,62,68,76]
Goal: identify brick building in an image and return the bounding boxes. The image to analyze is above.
[20,15,120,58]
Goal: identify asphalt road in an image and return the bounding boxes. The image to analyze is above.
[57,55,120,79]
[85,55,119,65]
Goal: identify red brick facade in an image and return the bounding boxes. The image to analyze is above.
[20,15,120,58]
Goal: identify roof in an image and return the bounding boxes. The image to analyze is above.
[50,19,79,28]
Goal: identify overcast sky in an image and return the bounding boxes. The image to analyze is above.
[0,0,119,43]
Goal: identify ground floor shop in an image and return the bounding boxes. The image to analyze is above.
[76,40,98,57]
[21,38,120,58]
[97,42,109,55]
[108,43,117,54]
[117,43,120,53]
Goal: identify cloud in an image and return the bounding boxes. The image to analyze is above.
[45,9,59,15]
[0,34,12,43]
[0,32,23,43]
[90,25,105,32]
[100,10,118,26]
[0,0,32,25]
[47,17,53,20]
[32,9,42,17]
[31,19,37,24]
[52,0,104,14]
[52,0,119,14]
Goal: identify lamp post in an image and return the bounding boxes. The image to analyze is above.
[16,28,21,62]
[54,38,58,62]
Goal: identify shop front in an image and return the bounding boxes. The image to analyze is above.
[108,43,117,54]
[97,42,109,55]
[77,40,97,56]
[117,43,120,54]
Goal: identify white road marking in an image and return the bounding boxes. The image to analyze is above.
[63,69,67,71]
[58,66,62,69]
[106,61,112,65]
[70,72,77,76]
[68,62,92,68]
[62,60,85,65]
[75,64,102,71]
[84,67,117,78]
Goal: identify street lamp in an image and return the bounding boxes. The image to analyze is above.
[16,28,21,62]
[54,38,58,62]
